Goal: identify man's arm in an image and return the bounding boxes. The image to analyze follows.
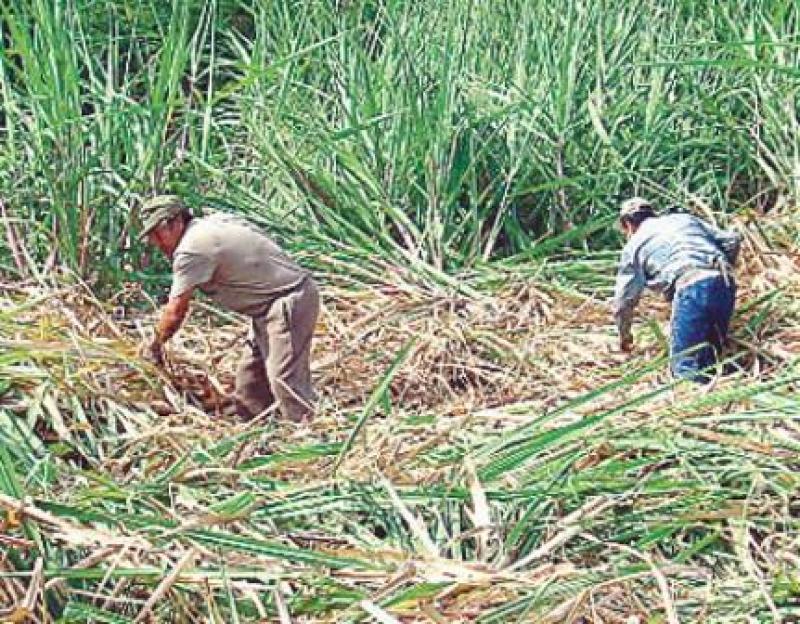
[612,247,646,350]
[156,288,193,343]
[702,219,743,266]
[146,289,193,364]
[145,248,216,364]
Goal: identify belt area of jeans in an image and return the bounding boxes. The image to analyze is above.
[674,268,724,292]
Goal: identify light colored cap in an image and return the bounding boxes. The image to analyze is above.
[137,194,187,241]
[619,197,654,219]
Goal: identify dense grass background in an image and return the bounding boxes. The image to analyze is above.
[1,0,798,283]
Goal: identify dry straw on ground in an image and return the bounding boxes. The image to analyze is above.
[1,214,798,622]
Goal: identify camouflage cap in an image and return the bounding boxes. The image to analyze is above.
[619,197,654,220]
[137,194,187,241]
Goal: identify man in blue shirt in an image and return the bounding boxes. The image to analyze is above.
[613,197,743,382]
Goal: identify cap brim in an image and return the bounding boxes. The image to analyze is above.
[137,222,158,242]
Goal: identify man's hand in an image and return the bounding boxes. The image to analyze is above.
[141,289,193,369]
[141,339,165,367]
[619,334,634,353]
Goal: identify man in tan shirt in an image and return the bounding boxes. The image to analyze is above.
[138,194,320,422]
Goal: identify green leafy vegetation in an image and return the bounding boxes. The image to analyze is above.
[2,0,799,278]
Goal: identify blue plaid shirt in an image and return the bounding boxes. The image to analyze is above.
[613,213,742,339]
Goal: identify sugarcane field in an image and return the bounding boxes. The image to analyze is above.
[1,2,799,623]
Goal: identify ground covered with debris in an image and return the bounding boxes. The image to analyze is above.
[1,216,799,622]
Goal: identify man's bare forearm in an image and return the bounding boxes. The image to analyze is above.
[154,291,192,344]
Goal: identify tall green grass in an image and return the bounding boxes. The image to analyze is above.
[1,0,798,281]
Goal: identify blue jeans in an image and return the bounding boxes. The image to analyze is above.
[670,275,736,383]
